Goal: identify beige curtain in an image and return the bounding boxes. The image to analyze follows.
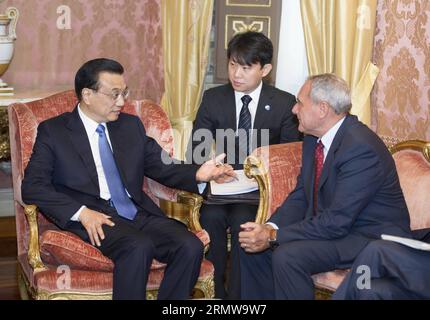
[301,0,379,126]
[161,0,213,159]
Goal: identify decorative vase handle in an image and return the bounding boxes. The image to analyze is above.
[6,7,19,41]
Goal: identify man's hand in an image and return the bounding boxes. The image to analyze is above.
[79,208,115,247]
[239,222,273,253]
[196,153,237,182]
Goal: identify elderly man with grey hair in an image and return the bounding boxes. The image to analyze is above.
[238,73,412,300]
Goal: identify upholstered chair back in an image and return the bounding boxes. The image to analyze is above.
[245,142,302,223]
[391,141,430,230]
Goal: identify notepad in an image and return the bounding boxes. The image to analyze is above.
[381,234,430,251]
[210,170,259,195]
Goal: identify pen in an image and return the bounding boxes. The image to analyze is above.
[213,157,239,181]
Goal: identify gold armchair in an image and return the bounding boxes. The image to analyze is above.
[244,140,430,298]
[9,91,214,299]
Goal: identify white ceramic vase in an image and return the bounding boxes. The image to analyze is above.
[0,7,18,88]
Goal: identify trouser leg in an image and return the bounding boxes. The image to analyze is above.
[227,204,257,299]
[199,204,228,298]
[240,248,275,299]
[271,240,340,299]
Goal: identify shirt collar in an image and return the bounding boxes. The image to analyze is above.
[320,116,346,152]
[78,104,106,137]
[234,81,263,104]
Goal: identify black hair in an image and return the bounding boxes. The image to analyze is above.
[227,31,273,67]
[74,58,124,101]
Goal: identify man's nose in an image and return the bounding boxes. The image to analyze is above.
[116,95,125,107]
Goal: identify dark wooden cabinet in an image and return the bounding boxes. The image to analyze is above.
[214,0,282,84]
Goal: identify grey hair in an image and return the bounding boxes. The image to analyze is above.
[307,73,352,114]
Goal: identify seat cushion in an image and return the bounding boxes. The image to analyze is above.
[39,230,166,272]
[39,229,210,272]
[312,269,350,292]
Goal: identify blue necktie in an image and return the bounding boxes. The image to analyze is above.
[96,124,137,220]
[238,95,252,155]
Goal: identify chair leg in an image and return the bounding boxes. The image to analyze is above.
[315,287,333,300]
[193,277,215,299]
[17,265,31,300]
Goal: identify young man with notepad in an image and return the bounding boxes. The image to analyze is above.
[187,31,301,299]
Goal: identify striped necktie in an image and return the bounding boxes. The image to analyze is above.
[238,95,252,155]
[313,140,324,214]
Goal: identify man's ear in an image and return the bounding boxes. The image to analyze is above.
[261,63,273,77]
[319,101,331,118]
[81,88,92,105]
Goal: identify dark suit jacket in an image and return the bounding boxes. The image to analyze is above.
[21,107,199,232]
[269,115,412,261]
[187,83,302,168]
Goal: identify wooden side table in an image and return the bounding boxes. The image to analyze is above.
[0,87,72,160]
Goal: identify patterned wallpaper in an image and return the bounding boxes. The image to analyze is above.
[372,0,430,145]
[0,0,164,102]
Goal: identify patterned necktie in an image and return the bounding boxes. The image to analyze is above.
[238,95,252,155]
[313,141,324,214]
[96,124,137,220]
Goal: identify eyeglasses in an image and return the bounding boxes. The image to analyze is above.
[91,87,130,102]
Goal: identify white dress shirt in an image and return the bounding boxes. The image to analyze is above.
[71,105,114,221]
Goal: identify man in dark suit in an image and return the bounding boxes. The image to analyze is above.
[333,230,430,299]
[238,73,412,299]
[21,58,235,300]
[187,31,302,299]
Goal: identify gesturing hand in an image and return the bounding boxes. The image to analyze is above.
[196,153,237,182]
[79,208,115,247]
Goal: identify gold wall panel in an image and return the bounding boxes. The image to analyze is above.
[224,15,271,49]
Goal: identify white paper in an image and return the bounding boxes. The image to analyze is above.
[381,234,430,251]
[210,170,259,195]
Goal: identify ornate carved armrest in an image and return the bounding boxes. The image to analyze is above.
[244,142,303,223]
[23,204,47,273]
[158,191,208,251]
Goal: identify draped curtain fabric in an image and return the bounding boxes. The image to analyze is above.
[0,0,164,102]
[372,0,430,145]
[161,0,213,159]
[300,0,379,126]
[275,0,309,96]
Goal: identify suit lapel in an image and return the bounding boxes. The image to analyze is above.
[66,107,99,189]
[224,84,237,130]
[253,84,273,130]
[304,137,318,201]
[106,118,130,189]
[317,115,353,191]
